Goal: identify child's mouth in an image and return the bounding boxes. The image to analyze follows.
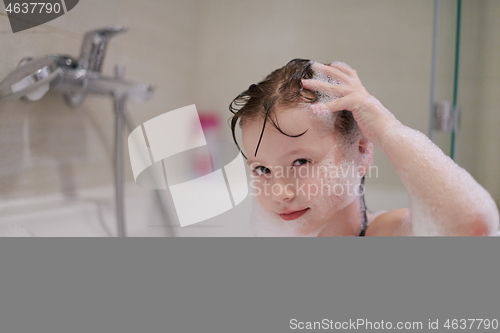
[279,208,310,221]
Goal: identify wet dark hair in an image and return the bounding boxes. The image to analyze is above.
[228,58,368,235]
[228,58,360,159]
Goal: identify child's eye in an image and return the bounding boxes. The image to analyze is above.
[293,159,310,166]
[253,166,271,176]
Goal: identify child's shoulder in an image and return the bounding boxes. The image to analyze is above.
[366,208,411,236]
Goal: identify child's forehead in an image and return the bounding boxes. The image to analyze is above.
[242,107,333,138]
[241,107,337,157]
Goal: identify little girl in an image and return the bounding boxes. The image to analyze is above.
[229,59,499,236]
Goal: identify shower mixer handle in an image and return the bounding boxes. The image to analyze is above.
[78,26,129,73]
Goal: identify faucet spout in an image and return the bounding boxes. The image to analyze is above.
[0,56,60,102]
[78,26,128,72]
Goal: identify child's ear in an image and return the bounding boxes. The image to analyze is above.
[358,136,374,171]
[358,136,370,154]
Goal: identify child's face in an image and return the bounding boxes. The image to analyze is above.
[242,106,368,236]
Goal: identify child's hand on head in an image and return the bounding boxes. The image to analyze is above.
[301,62,399,146]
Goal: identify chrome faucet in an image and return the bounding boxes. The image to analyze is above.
[78,26,128,72]
[0,26,157,237]
[0,26,154,107]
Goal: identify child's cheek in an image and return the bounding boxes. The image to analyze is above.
[309,156,360,215]
[256,195,271,214]
[296,176,322,203]
[250,177,270,197]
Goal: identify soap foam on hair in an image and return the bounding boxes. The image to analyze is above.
[309,60,346,104]
[329,61,353,69]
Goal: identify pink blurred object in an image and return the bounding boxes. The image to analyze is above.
[193,112,221,177]
[199,113,220,130]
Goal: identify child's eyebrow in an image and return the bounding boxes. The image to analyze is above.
[283,148,311,157]
[246,148,312,165]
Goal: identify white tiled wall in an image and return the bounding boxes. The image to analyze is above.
[0,0,200,200]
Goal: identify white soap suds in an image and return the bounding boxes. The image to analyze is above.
[380,125,499,236]
[298,103,339,137]
[329,61,353,69]
[309,61,347,104]
[312,145,362,215]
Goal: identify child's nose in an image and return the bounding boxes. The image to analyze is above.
[271,178,296,202]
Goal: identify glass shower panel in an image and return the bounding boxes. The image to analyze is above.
[454,0,500,205]
[432,0,500,207]
[429,0,460,158]
[454,0,479,175]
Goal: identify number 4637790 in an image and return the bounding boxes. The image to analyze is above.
[6,2,62,14]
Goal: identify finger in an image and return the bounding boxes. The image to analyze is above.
[328,61,358,79]
[328,64,359,84]
[321,95,357,113]
[301,79,352,96]
[310,62,352,85]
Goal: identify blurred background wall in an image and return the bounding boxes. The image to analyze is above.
[0,1,200,201]
[0,0,498,235]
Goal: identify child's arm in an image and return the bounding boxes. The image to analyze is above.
[375,118,498,236]
[302,62,499,236]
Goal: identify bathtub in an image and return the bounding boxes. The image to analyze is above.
[0,182,255,237]
[0,184,171,237]
[0,185,411,237]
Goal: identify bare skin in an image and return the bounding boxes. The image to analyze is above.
[243,111,371,236]
[242,62,499,236]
